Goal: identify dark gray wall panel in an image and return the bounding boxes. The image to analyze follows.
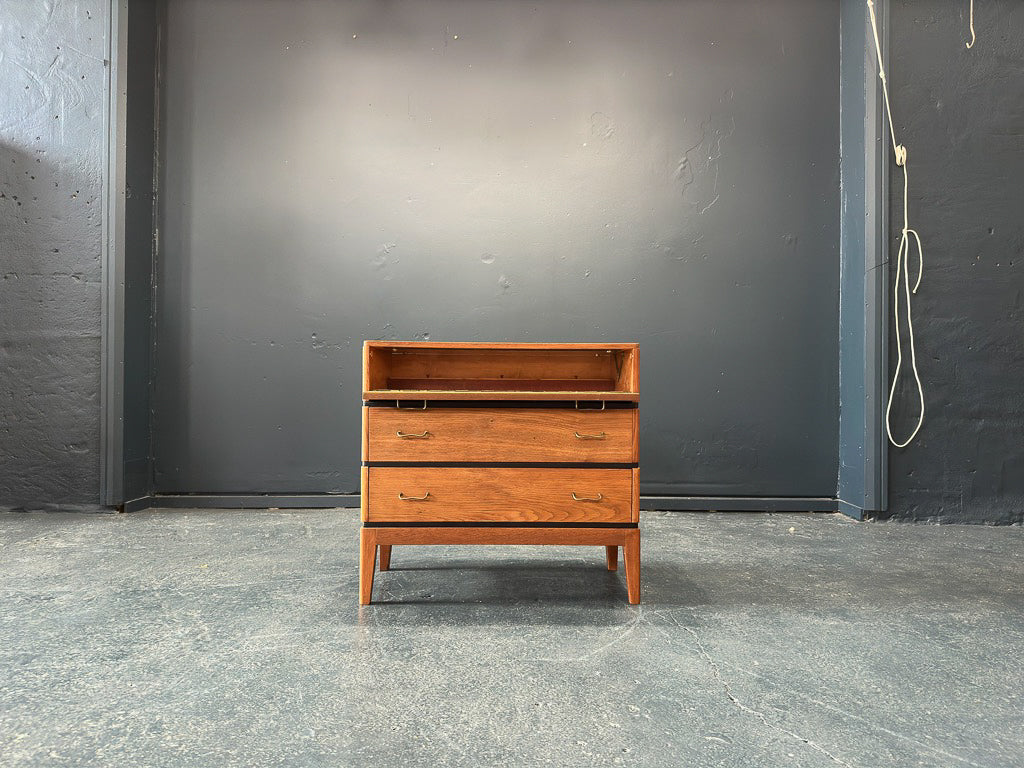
[155,0,841,496]
[0,1,107,508]
[122,0,161,501]
[885,1,1024,523]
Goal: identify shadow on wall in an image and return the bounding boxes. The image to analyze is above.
[0,140,103,509]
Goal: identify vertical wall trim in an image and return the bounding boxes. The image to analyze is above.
[867,0,889,513]
[837,0,889,518]
[100,0,129,506]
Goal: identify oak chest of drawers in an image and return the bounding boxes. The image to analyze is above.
[359,341,640,604]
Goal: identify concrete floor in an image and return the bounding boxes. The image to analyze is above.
[1,510,1022,768]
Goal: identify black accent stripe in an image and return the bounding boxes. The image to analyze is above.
[363,521,638,529]
[363,399,637,409]
[363,461,637,469]
[120,495,840,515]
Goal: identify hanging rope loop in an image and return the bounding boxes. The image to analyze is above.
[966,0,976,49]
[866,0,926,448]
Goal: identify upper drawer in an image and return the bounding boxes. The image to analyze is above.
[364,407,637,463]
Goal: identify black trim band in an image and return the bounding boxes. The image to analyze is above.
[363,400,637,409]
[363,521,639,529]
[363,461,638,469]
[120,495,839,514]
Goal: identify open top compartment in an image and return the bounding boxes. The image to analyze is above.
[362,341,638,401]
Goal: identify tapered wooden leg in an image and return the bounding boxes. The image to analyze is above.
[359,528,377,605]
[623,529,641,604]
[379,544,392,571]
[605,545,618,571]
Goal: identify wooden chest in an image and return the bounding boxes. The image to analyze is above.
[359,341,640,604]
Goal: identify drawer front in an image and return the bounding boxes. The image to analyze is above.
[364,408,636,463]
[365,467,634,523]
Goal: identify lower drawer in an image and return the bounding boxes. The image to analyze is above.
[364,467,635,523]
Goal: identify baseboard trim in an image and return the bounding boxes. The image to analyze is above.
[123,494,361,512]
[121,494,839,513]
[836,499,866,521]
[640,496,838,512]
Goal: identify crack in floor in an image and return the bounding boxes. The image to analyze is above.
[536,606,645,663]
[653,609,990,768]
[706,655,989,768]
[658,611,858,767]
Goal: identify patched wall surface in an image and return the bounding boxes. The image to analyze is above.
[886,1,1024,523]
[0,1,107,508]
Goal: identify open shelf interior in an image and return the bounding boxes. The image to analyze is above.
[364,344,638,400]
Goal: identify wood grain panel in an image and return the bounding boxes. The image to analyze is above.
[365,341,638,350]
[385,377,616,392]
[361,342,639,401]
[366,408,636,463]
[360,465,369,522]
[363,389,638,401]
[631,466,640,523]
[387,350,616,382]
[365,526,635,546]
[366,467,633,523]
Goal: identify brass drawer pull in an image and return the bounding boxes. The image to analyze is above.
[574,431,607,440]
[396,430,431,439]
[396,400,427,410]
[398,491,431,501]
[571,492,604,502]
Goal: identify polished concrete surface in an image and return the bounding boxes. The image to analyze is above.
[1,510,1022,767]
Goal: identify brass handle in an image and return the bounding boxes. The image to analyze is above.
[571,492,604,502]
[398,491,431,501]
[396,400,427,410]
[574,431,607,440]
[396,430,431,439]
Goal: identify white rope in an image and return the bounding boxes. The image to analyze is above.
[867,0,926,448]
[966,0,976,49]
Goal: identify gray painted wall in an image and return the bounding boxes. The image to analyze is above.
[1,0,107,509]
[884,1,1024,523]
[154,0,841,497]
[3,1,1021,523]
